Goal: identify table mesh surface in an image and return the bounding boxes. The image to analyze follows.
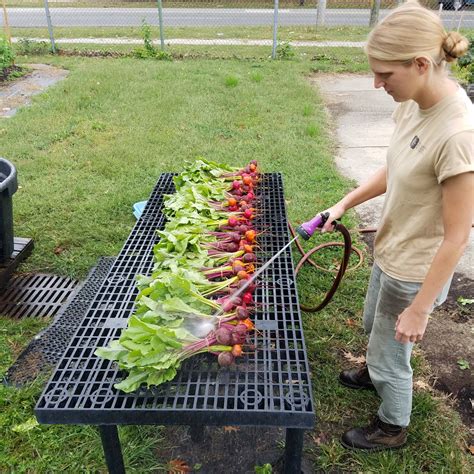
[35,173,315,428]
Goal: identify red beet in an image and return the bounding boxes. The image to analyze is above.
[229,295,242,306]
[229,232,241,243]
[220,300,232,313]
[231,332,246,345]
[242,292,253,305]
[246,282,257,293]
[233,264,245,274]
[218,351,234,367]
[215,327,232,345]
[234,323,248,334]
[236,306,249,320]
[237,224,251,233]
[226,242,239,252]
[242,253,256,263]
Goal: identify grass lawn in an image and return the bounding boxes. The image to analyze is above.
[0,53,472,472]
[11,25,371,42]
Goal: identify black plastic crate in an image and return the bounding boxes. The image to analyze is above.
[35,173,315,472]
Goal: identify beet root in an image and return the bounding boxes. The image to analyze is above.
[218,351,234,367]
[215,327,232,345]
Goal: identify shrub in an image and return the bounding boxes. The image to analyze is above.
[275,41,295,60]
[452,34,474,85]
[15,38,51,56]
[0,36,15,71]
[131,21,172,61]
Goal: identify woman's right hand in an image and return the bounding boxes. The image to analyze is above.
[320,203,346,233]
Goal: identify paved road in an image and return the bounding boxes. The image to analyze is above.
[4,7,473,28]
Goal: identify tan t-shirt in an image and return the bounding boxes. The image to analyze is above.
[374,87,474,282]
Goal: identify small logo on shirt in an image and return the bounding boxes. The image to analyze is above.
[410,136,420,149]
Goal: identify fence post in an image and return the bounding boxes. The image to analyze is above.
[272,0,279,59]
[43,0,56,53]
[369,0,381,27]
[1,0,11,43]
[156,0,165,51]
[316,0,327,27]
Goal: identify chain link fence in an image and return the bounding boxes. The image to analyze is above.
[1,1,473,58]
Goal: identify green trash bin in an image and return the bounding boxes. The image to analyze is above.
[0,158,18,263]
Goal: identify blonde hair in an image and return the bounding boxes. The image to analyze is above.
[365,1,469,65]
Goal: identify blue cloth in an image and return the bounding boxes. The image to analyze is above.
[133,201,147,219]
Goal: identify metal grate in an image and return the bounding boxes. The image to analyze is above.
[0,273,78,319]
[35,174,315,429]
[3,257,115,386]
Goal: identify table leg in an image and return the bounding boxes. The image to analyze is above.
[284,428,304,474]
[99,425,125,474]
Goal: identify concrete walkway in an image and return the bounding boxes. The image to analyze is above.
[0,64,69,118]
[313,73,473,279]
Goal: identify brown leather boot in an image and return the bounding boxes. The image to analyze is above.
[339,364,375,391]
[341,416,407,451]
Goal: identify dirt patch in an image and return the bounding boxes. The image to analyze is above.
[155,425,314,473]
[420,277,474,430]
[0,63,68,117]
[0,65,24,82]
[4,344,48,387]
[57,49,127,58]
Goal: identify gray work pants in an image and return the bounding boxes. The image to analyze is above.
[363,263,450,427]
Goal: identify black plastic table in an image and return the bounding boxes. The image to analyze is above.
[35,173,315,473]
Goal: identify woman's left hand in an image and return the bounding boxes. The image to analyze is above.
[395,306,430,344]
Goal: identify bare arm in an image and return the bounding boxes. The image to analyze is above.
[322,166,387,232]
[395,172,474,343]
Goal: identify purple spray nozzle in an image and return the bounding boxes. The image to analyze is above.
[295,212,330,240]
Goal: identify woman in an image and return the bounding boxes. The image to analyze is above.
[316,1,473,451]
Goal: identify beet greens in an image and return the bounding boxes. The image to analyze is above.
[95,158,260,393]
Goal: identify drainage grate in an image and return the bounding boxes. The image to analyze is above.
[0,273,78,319]
[3,257,115,386]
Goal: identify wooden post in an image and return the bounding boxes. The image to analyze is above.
[1,0,12,44]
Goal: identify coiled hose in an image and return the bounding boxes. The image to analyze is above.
[288,223,375,312]
[291,221,474,312]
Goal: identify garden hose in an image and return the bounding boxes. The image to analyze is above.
[289,223,373,312]
[290,221,474,313]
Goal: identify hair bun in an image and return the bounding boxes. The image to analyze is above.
[442,31,469,63]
